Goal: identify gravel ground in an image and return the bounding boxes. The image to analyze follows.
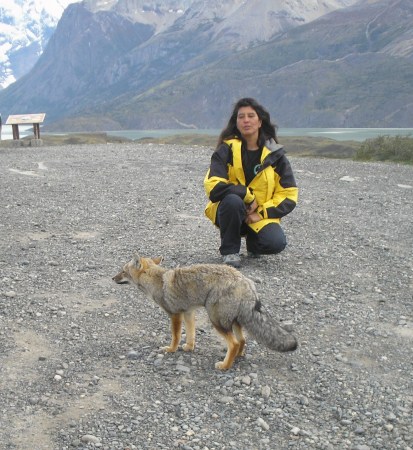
[0,143,412,450]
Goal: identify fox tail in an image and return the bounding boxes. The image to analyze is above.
[237,300,297,352]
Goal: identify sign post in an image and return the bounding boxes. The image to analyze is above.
[5,113,46,140]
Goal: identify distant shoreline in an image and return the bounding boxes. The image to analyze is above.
[1,130,412,163]
[0,132,360,160]
[2,127,413,143]
[108,127,413,142]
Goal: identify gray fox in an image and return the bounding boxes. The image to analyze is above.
[113,254,297,370]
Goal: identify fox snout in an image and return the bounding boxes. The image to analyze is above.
[112,272,130,284]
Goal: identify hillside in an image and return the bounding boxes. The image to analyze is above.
[0,0,412,129]
[97,0,413,129]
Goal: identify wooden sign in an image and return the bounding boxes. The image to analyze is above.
[6,113,46,125]
[5,113,46,140]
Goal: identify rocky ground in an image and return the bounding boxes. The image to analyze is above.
[0,142,412,450]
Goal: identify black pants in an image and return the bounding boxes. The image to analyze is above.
[216,194,287,256]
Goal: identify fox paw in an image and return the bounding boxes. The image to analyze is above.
[215,361,230,371]
[182,343,195,352]
[160,345,177,353]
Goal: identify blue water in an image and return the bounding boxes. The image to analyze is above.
[2,126,412,142]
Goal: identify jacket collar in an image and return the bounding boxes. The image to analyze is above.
[261,144,285,170]
[225,138,285,180]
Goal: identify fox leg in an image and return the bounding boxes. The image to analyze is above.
[161,313,183,353]
[233,322,246,357]
[214,328,240,370]
[182,310,196,352]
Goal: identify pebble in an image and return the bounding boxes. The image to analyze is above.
[386,412,397,422]
[28,397,39,405]
[127,350,139,359]
[257,418,269,431]
[81,434,100,444]
[340,175,356,182]
[261,386,271,399]
[219,396,233,404]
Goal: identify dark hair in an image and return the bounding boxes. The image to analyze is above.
[217,97,278,148]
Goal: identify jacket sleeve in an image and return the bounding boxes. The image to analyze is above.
[204,143,255,204]
[257,155,298,219]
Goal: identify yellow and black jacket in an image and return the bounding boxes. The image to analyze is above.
[204,138,298,233]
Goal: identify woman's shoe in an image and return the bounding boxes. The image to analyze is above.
[247,251,261,259]
[222,253,241,268]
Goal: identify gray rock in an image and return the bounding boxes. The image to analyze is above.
[81,434,100,444]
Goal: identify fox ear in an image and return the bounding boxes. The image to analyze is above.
[152,256,163,265]
[132,253,141,267]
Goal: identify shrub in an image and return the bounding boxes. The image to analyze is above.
[354,135,413,164]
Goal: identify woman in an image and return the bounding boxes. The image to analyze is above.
[204,98,298,268]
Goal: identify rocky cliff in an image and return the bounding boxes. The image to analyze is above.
[1,0,412,129]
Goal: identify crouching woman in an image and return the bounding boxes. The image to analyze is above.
[204,97,298,268]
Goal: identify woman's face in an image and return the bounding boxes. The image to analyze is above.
[236,106,262,142]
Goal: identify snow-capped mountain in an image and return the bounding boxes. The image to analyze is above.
[0,0,80,88]
[0,0,357,90]
[3,0,411,129]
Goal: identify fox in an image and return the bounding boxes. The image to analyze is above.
[112,254,297,370]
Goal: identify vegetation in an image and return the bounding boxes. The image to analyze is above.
[354,135,413,164]
[0,132,131,148]
[140,133,413,164]
[0,132,359,159]
[137,134,360,159]
[2,132,412,165]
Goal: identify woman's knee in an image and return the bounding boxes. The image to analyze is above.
[218,194,246,219]
[266,236,287,254]
[252,223,287,255]
[220,194,245,211]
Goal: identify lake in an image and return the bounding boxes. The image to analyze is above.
[1,126,412,142]
[105,128,413,142]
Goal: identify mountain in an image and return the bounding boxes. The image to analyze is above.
[1,0,412,129]
[0,0,350,90]
[0,0,80,89]
[130,0,413,129]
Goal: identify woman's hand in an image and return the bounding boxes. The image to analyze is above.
[246,199,258,214]
[245,211,262,224]
[245,199,261,224]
